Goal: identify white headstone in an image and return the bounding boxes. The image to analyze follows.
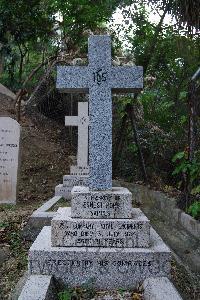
[65,102,89,176]
[0,117,20,204]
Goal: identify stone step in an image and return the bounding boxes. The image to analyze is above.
[71,186,132,219]
[143,277,183,300]
[18,275,56,300]
[63,174,88,187]
[55,184,71,199]
[51,207,150,248]
[70,165,89,176]
[28,226,171,290]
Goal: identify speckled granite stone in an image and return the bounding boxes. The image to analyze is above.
[28,226,171,289]
[18,275,55,300]
[143,277,183,300]
[51,207,150,248]
[71,186,132,219]
[57,35,143,190]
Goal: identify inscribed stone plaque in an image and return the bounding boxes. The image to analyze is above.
[29,226,171,289]
[52,207,150,248]
[0,117,20,204]
[71,186,132,219]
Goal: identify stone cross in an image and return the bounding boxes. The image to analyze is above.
[57,35,143,190]
[65,102,89,168]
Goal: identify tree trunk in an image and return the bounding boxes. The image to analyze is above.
[143,4,169,74]
[114,4,169,180]
[126,103,148,183]
[0,54,4,75]
[15,55,57,121]
[188,81,199,161]
[18,44,24,83]
[185,68,200,208]
[113,113,128,175]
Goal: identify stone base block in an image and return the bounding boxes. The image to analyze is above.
[0,199,16,205]
[22,196,62,241]
[55,184,71,199]
[71,186,132,219]
[55,175,89,199]
[51,207,150,248]
[18,275,56,300]
[70,165,89,176]
[28,226,171,290]
[63,175,88,187]
[143,277,182,300]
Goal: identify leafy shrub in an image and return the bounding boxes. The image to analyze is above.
[172,150,200,186]
[58,290,72,300]
[187,201,200,220]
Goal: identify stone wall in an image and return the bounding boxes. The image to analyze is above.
[120,181,200,240]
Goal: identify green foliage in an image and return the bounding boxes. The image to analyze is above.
[172,151,185,162]
[139,89,175,131]
[0,221,9,229]
[58,290,73,300]
[172,151,200,185]
[0,0,119,89]
[127,143,138,155]
[172,150,200,213]
[187,201,200,220]
[58,279,95,300]
[0,217,28,269]
[118,288,126,295]
[0,204,16,211]
[191,185,200,195]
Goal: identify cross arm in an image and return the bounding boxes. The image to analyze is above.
[65,116,79,126]
[57,66,89,93]
[111,66,143,93]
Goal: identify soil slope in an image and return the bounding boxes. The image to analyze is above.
[0,96,71,299]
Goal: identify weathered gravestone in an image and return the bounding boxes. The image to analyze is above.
[28,36,171,289]
[0,117,20,204]
[55,102,89,199]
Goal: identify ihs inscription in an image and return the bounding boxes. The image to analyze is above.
[93,68,107,85]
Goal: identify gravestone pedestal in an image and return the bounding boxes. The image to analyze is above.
[27,35,171,292]
[55,174,88,200]
[28,186,171,289]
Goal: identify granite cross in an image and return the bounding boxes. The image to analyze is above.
[65,102,89,168]
[57,35,143,190]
